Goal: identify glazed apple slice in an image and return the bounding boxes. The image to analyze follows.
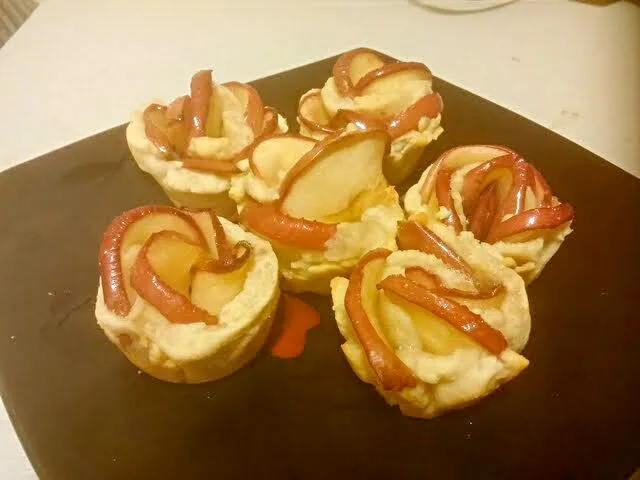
[404,267,503,300]
[248,134,317,185]
[328,109,387,132]
[345,249,417,391]
[298,91,335,134]
[435,169,463,233]
[387,93,443,139]
[261,107,279,136]
[190,70,213,137]
[467,183,499,241]
[355,62,432,96]
[485,203,574,244]
[333,48,386,97]
[181,156,241,175]
[130,231,215,325]
[378,275,507,356]
[223,81,265,137]
[99,206,206,316]
[397,221,474,278]
[420,145,515,203]
[279,130,389,221]
[239,201,337,250]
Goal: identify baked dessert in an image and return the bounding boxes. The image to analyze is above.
[297,48,443,184]
[231,129,404,294]
[95,205,279,383]
[126,70,288,217]
[331,220,530,418]
[404,145,575,284]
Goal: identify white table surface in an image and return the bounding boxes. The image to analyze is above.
[0,0,639,477]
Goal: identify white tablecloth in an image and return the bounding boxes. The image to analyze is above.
[0,0,638,477]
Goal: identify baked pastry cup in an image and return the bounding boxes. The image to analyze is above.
[126,70,288,217]
[297,48,443,185]
[331,220,530,419]
[95,205,279,383]
[230,129,404,294]
[404,145,575,284]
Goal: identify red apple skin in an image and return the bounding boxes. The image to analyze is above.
[435,169,463,233]
[345,249,418,391]
[166,95,192,122]
[354,61,432,93]
[462,153,517,218]
[99,206,206,316]
[143,104,175,158]
[239,201,336,251]
[527,164,552,207]
[377,275,507,356]
[404,267,503,300]
[190,70,213,138]
[201,210,252,273]
[387,93,443,140]
[397,221,473,277]
[247,133,317,179]
[485,203,575,244]
[468,183,498,242]
[130,231,217,325]
[278,129,390,205]
[332,47,386,97]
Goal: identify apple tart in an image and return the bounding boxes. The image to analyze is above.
[404,145,575,284]
[126,70,288,217]
[330,220,530,418]
[95,205,280,383]
[230,129,404,294]
[297,48,443,185]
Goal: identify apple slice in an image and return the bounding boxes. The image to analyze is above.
[345,249,417,391]
[435,169,463,233]
[298,91,335,134]
[377,275,507,355]
[239,201,336,250]
[190,70,213,137]
[397,221,473,277]
[485,203,574,244]
[355,62,432,96]
[467,183,498,241]
[279,130,389,221]
[99,206,206,316]
[191,259,250,317]
[199,211,252,273]
[420,145,515,203]
[462,153,520,218]
[223,81,265,137]
[387,93,443,139]
[248,134,317,185]
[333,48,386,97]
[181,156,241,176]
[261,106,279,136]
[405,267,503,300]
[130,231,215,325]
[328,109,387,132]
[143,104,177,159]
[527,164,552,207]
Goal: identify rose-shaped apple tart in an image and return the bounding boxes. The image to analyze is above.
[404,145,575,284]
[231,129,404,294]
[95,205,279,383]
[331,221,530,418]
[297,48,444,185]
[126,70,288,217]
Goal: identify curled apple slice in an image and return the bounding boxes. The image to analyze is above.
[223,81,265,136]
[143,104,190,159]
[387,93,443,140]
[467,183,498,241]
[200,211,252,273]
[248,134,317,184]
[239,201,336,250]
[397,221,472,277]
[99,206,206,316]
[485,203,575,244]
[345,249,417,391]
[130,231,216,325]
[355,62,432,96]
[190,70,213,137]
[279,129,389,221]
[328,109,387,132]
[261,106,279,136]
[378,275,507,356]
[298,91,335,134]
[404,267,503,300]
[333,48,387,97]
[435,169,463,233]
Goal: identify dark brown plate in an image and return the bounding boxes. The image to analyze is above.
[0,53,638,480]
